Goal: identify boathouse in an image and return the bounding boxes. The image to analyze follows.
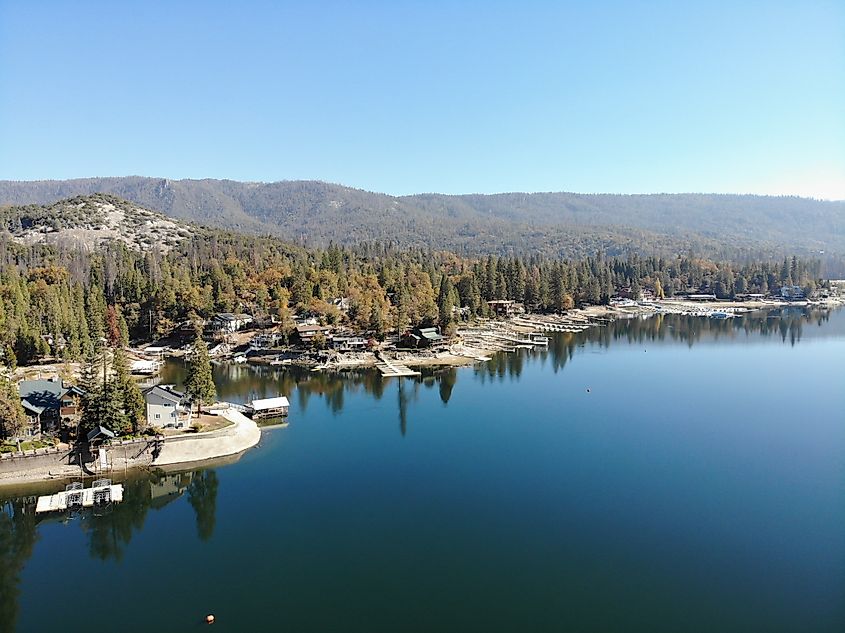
[250,396,290,418]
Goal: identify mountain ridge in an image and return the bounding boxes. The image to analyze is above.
[1,177,843,269]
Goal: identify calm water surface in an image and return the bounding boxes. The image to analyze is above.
[3,309,844,633]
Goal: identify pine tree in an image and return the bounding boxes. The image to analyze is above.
[437,275,455,333]
[185,336,216,416]
[0,376,26,440]
[112,347,145,433]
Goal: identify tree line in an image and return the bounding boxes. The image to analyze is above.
[0,228,825,367]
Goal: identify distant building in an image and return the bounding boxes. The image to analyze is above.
[295,324,331,344]
[18,378,84,437]
[143,385,191,429]
[211,313,253,333]
[685,293,717,302]
[250,332,286,349]
[780,285,805,300]
[487,300,524,317]
[331,336,368,352]
[402,326,444,348]
[330,297,351,311]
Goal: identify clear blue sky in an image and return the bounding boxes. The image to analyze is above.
[1,0,843,198]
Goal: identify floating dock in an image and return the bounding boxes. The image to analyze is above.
[35,481,124,514]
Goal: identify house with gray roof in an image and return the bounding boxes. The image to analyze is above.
[18,378,84,438]
[143,385,191,429]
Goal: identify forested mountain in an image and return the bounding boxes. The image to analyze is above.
[1,178,842,273]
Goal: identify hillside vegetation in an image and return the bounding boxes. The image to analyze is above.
[0,178,843,273]
[0,193,192,252]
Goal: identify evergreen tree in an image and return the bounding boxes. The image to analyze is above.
[112,347,145,433]
[185,336,216,416]
[0,376,26,440]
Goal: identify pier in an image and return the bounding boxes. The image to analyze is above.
[375,353,421,377]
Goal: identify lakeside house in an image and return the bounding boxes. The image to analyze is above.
[331,335,368,351]
[18,378,84,438]
[296,323,332,344]
[487,300,525,317]
[143,385,192,429]
[250,332,286,349]
[402,326,444,348]
[211,313,253,333]
[780,285,806,300]
[684,293,718,302]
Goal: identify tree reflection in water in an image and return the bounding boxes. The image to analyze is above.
[156,307,838,426]
[0,498,37,633]
[0,465,222,628]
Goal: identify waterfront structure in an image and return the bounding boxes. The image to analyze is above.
[143,385,192,428]
[402,326,444,348]
[331,335,368,351]
[781,285,806,300]
[18,378,84,437]
[250,396,290,418]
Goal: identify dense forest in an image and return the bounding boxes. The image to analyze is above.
[1,178,843,273]
[0,195,825,370]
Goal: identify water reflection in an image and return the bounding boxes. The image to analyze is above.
[0,498,36,633]
[0,467,220,631]
[158,308,841,422]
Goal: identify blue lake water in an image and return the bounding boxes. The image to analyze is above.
[2,308,844,632]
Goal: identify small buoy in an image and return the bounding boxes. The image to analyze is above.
[586,388,591,393]
[206,614,215,625]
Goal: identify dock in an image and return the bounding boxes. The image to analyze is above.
[375,355,421,377]
[35,481,124,514]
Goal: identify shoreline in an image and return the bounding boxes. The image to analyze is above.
[4,298,839,489]
[0,409,261,489]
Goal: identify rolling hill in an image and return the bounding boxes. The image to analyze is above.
[1,178,842,269]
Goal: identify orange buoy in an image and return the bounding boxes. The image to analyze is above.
[206,614,215,625]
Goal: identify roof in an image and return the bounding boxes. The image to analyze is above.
[18,379,80,409]
[21,399,45,415]
[251,396,290,411]
[87,425,115,442]
[417,327,443,340]
[144,385,185,405]
[296,324,329,333]
[214,313,253,321]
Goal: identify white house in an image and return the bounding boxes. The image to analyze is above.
[144,385,191,429]
[212,313,253,333]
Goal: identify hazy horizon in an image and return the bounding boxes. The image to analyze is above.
[1,174,842,202]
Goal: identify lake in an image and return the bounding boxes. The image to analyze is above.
[2,308,844,633]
